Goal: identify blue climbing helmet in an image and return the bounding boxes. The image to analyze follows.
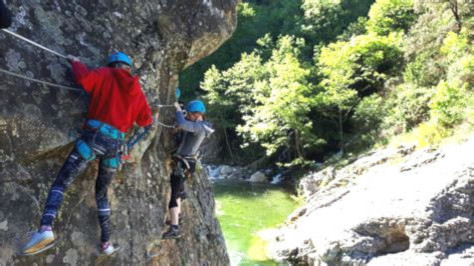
[187,100,206,114]
[107,51,133,67]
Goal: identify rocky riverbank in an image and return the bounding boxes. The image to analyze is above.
[269,135,474,265]
[205,164,281,183]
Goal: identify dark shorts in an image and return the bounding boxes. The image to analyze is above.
[168,158,196,208]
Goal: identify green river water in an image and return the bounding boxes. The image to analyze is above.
[212,180,299,266]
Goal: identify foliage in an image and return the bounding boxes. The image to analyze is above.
[403,50,443,87]
[429,81,467,128]
[180,1,302,96]
[315,33,403,151]
[405,121,451,147]
[352,95,385,133]
[236,36,322,160]
[192,0,473,166]
[318,33,403,98]
[367,0,417,35]
[440,31,474,87]
[202,53,264,129]
[338,17,369,41]
[299,0,374,45]
[383,83,433,134]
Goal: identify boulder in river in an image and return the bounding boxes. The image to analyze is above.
[249,171,268,183]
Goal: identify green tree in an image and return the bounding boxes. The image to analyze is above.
[180,1,302,95]
[429,81,467,128]
[367,0,417,35]
[235,36,322,162]
[316,33,403,151]
[201,53,266,161]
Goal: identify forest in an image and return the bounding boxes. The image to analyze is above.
[180,0,474,168]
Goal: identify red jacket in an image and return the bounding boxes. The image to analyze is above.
[72,61,153,132]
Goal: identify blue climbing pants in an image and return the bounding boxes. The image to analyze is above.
[40,123,123,243]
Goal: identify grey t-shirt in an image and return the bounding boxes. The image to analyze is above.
[175,111,214,157]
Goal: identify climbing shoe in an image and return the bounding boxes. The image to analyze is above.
[162,225,180,239]
[22,230,55,255]
[101,242,117,256]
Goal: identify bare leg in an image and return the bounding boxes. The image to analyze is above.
[170,199,181,225]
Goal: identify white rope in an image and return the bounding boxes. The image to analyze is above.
[156,120,175,128]
[1,67,175,127]
[0,67,81,91]
[1,29,178,126]
[2,29,68,59]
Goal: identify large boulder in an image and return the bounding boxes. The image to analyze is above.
[270,136,474,265]
[0,0,237,265]
[249,171,268,183]
[219,165,234,176]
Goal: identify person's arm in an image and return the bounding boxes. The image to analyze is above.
[68,55,102,94]
[0,1,12,29]
[175,105,198,132]
[124,95,155,155]
[135,90,154,127]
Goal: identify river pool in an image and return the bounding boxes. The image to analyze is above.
[212,180,298,266]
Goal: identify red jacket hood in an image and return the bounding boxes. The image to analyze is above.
[110,68,142,96]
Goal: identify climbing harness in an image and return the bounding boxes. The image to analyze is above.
[2,28,176,159]
[2,29,68,59]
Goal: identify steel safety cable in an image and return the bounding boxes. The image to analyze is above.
[2,29,68,59]
[0,67,81,91]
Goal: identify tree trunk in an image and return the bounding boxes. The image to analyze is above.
[224,127,235,162]
[450,0,462,32]
[339,109,345,154]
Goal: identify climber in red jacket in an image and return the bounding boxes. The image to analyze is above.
[22,52,155,256]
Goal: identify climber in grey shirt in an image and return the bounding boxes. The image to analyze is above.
[175,110,214,158]
[162,100,214,239]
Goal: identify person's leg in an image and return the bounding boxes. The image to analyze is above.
[168,171,183,225]
[40,147,91,227]
[92,132,122,254]
[96,156,118,245]
[163,172,184,239]
[23,142,91,255]
[170,198,181,225]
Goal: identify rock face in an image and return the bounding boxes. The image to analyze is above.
[0,0,237,265]
[270,136,474,265]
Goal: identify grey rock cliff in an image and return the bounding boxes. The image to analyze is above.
[270,136,474,265]
[0,0,237,265]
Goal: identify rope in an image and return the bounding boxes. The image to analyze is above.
[1,29,176,127]
[0,67,81,91]
[2,29,68,59]
[156,120,175,129]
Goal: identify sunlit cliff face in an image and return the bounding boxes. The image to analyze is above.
[0,0,237,265]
